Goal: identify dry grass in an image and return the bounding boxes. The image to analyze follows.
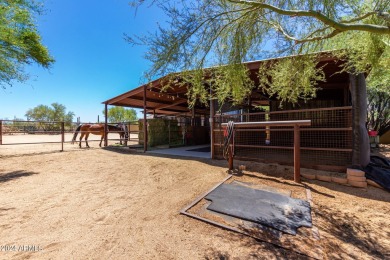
[0,139,389,259]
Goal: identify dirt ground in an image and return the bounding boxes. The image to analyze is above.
[0,136,389,259]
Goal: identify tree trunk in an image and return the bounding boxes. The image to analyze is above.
[349,73,370,167]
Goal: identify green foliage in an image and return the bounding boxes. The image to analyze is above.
[130,0,389,106]
[367,78,390,136]
[212,64,254,105]
[0,0,54,88]
[25,102,75,127]
[104,106,137,123]
[258,55,325,105]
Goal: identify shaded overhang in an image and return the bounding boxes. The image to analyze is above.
[103,51,350,115]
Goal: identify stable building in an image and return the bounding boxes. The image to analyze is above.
[103,52,369,172]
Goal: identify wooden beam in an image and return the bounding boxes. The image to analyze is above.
[150,109,189,115]
[147,88,187,101]
[155,99,187,110]
[104,77,166,105]
[147,106,189,112]
[124,96,174,106]
[122,96,191,113]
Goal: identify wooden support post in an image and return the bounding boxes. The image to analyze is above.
[61,122,65,151]
[191,107,195,126]
[0,120,3,145]
[228,130,234,171]
[294,125,301,183]
[168,121,171,148]
[143,85,148,153]
[210,88,215,159]
[104,103,108,147]
[350,73,370,167]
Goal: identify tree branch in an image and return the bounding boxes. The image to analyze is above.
[340,11,376,23]
[227,0,390,35]
[269,20,342,44]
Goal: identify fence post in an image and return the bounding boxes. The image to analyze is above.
[293,125,301,183]
[104,103,108,147]
[61,122,65,151]
[0,120,2,145]
[143,85,148,152]
[128,122,131,142]
[168,121,171,148]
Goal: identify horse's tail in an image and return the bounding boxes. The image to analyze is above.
[71,125,82,144]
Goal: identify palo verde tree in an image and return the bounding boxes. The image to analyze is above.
[367,77,390,136]
[129,0,389,106]
[0,0,54,89]
[104,106,137,123]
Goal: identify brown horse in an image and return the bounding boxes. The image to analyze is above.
[71,123,128,148]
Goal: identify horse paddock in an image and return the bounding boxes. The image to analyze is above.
[1,139,390,259]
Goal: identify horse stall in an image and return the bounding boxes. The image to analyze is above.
[103,51,369,172]
[213,106,353,172]
[103,81,212,152]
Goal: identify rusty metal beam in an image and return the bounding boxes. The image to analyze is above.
[221,120,311,183]
[294,125,301,183]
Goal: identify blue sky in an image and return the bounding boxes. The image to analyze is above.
[1,0,164,122]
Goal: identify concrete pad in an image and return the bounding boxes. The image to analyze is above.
[147,145,211,159]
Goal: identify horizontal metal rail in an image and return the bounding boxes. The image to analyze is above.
[216,106,352,117]
[213,143,352,152]
[221,120,311,128]
[214,127,352,132]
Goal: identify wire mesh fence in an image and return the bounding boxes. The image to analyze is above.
[0,120,141,153]
[138,117,209,148]
[213,106,353,168]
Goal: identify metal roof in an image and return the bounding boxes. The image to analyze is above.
[103,51,348,116]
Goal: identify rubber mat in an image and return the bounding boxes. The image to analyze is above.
[205,184,312,235]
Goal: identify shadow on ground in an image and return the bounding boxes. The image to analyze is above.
[0,170,38,183]
[203,231,310,259]
[104,145,390,201]
[314,204,389,259]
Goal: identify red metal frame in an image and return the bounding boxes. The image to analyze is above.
[221,120,311,183]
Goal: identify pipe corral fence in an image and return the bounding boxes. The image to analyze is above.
[212,106,353,172]
[0,120,140,151]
